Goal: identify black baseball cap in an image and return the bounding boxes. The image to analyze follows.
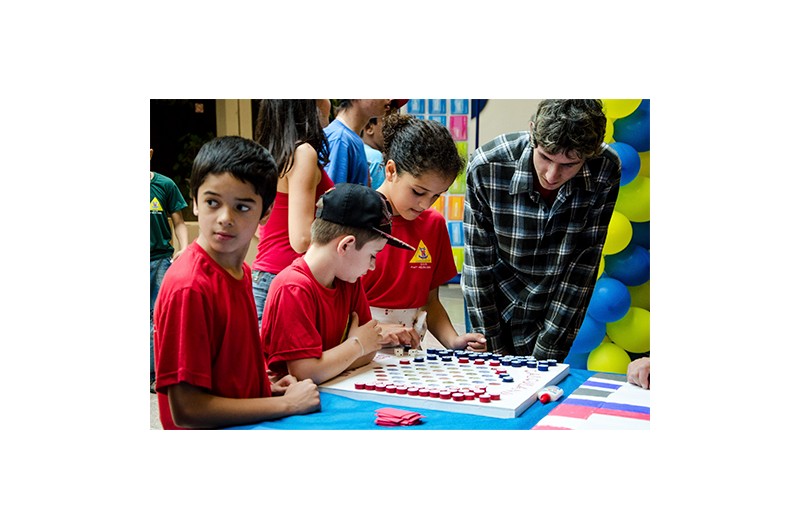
[315,184,414,251]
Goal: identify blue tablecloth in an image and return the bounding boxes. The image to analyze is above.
[229,369,594,430]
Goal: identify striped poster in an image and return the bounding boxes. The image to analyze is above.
[532,373,650,430]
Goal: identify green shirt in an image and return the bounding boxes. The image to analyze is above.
[150,172,188,260]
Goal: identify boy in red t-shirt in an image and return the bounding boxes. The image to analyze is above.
[261,183,417,384]
[153,136,320,429]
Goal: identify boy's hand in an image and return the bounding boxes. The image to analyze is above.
[379,323,421,349]
[348,313,384,354]
[270,374,298,395]
[283,378,320,414]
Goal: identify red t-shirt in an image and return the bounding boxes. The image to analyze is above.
[363,210,457,309]
[261,257,372,375]
[153,242,271,430]
[251,167,334,273]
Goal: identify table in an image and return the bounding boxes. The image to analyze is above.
[228,369,595,430]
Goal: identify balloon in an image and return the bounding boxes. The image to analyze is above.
[613,99,650,152]
[602,99,642,119]
[628,281,650,311]
[610,142,641,186]
[603,210,632,255]
[630,221,650,249]
[563,350,589,370]
[587,342,631,374]
[571,314,606,354]
[614,175,650,222]
[606,307,650,353]
[587,276,632,323]
[597,255,605,279]
[604,119,615,143]
[638,151,650,178]
[605,244,650,286]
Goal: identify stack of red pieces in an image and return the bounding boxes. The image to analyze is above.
[375,407,424,427]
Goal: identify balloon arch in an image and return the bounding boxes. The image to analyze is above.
[564,99,650,374]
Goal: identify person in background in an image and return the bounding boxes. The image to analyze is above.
[462,99,621,360]
[324,99,406,186]
[250,100,334,327]
[150,148,188,393]
[361,115,386,190]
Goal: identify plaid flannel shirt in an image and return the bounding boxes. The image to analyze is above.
[462,131,621,360]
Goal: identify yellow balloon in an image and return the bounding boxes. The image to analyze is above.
[604,119,615,144]
[615,175,650,223]
[628,281,650,311]
[597,255,605,279]
[638,151,650,178]
[587,342,631,374]
[606,307,650,353]
[603,210,632,255]
[602,99,642,119]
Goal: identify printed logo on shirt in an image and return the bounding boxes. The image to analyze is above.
[150,198,164,213]
[409,241,432,264]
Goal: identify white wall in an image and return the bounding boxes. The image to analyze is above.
[467,99,543,154]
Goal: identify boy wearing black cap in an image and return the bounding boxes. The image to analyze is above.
[261,183,416,384]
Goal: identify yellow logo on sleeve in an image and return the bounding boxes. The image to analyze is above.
[409,240,432,263]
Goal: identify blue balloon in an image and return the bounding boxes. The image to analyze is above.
[609,142,641,186]
[571,314,606,354]
[613,99,650,152]
[563,349,589,370]
[630,221,650,249]
[587,276,632,323]
[605,244,650,286]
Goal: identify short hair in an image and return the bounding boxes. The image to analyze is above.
[189,136,279,218]
[531,99,607,159]
[310,218,383,250]
[382,113,464,180]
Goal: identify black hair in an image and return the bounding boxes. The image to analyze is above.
[189,136,279,218]
[254,99,330,176]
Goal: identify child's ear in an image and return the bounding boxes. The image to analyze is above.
[384,159,396,182]
[193,198,199,216]
[337,234,356,254]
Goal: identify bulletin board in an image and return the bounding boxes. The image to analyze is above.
[406,99,470,283]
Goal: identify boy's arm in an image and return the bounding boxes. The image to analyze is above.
[287,313,383,384]
[170,210,190,260]
[167,380,319,429]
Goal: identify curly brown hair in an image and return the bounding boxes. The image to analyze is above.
[382,113,464,180]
